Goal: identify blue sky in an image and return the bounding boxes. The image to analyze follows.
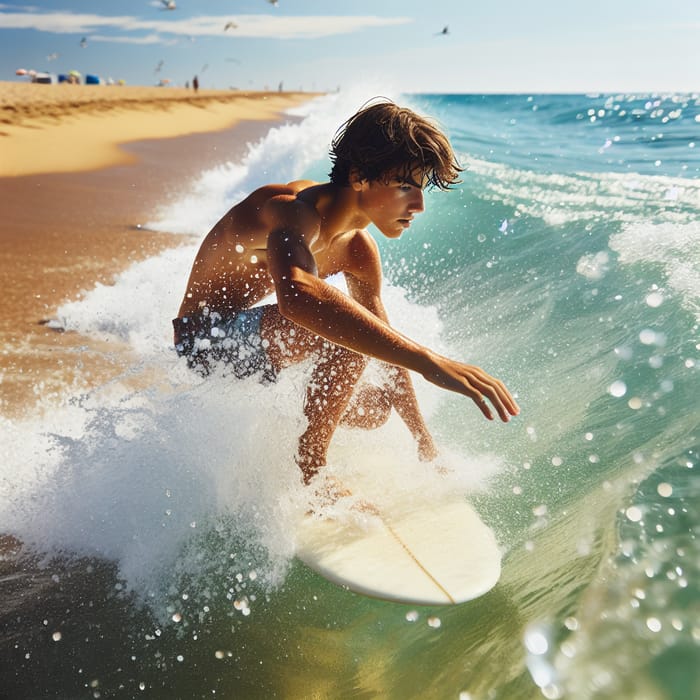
[1,1,699,92]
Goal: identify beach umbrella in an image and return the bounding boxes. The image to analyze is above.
[69,69,81,77]
[15,68,27,75]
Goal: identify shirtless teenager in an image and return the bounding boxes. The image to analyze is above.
[173,100,519,485]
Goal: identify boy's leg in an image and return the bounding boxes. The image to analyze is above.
[261,307,368,483]
[339,383,392,430]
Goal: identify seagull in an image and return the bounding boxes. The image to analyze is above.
[160,0,176,10]
[46,52,59,61]
[224,21,238,31]
[155,59,164,73]
[80,36,87,48]
[267,0,279,6]
[436,25,449,36]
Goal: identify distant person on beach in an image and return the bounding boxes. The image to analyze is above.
[173,99,519,485]
[192,75,199,92]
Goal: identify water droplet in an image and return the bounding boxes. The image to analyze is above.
[564,617,579,631]
[405,610,419,622]
[625,506,643,522]
[645,292,664,307]
[657,482,673,497]
[608,380,627,397]
[646,617,662,633]
[649,355,663,369]
[524,626,549,655]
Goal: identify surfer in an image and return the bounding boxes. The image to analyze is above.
[173,99,520,484]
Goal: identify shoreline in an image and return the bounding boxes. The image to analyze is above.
[0,85,318,415]
[1,81,317,176]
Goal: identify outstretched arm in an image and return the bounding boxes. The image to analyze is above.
[266,227,519,422]
[341,255,438,460]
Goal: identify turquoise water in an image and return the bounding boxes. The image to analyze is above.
[1,92,698,698]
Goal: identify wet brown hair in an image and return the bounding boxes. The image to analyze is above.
[328,99,463,190]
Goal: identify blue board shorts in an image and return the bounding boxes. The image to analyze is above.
[172,307,277,384]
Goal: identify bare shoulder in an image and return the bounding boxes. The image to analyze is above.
[242,181,312,209]
[259,181,321,233]
[341,228,382,281]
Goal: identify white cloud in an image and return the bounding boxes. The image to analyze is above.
[0,11,136,34]
[0,10,412,40]
[89,33,166,46]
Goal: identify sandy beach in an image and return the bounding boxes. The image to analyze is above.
[0,81,316,415]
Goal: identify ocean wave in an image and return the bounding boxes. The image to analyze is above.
[465,155,700,227]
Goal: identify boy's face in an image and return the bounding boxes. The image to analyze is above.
[354,167,427,239]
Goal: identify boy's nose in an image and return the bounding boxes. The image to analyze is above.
[409,191,424,213]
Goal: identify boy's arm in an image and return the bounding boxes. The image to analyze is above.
[266,227,519,423]
[339,240,438,460]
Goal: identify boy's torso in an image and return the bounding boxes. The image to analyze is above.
[177,181,369,319]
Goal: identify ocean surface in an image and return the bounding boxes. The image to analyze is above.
[1,90,699,699]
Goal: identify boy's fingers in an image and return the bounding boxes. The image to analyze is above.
[477,380,519,422]
[474,394,494,420]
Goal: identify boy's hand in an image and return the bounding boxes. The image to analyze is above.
[416,431,438,462]
[421,355,520,422]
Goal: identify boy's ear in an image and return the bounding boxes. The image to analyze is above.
[348,168,367,191]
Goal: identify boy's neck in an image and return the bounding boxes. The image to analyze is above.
[308,182,372,238]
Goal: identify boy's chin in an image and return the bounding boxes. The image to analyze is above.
[378,224,405,239]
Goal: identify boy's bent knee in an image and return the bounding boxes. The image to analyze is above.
[341,384,392,430]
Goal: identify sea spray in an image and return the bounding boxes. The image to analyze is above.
[2,258,463,620]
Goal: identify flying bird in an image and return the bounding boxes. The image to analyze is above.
[80,36,87,48]
[160,0,176,10]
[436,26,449,36]
[267,0,279,6]
[224,21,238,31]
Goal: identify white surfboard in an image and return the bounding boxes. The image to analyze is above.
[296,487,501,606]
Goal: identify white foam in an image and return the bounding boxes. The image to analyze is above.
[609,220,700,319]
[466,156,700,227]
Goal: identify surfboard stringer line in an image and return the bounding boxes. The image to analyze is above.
[381,518,456,604]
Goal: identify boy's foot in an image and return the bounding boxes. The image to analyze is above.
[305,473,379,516]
